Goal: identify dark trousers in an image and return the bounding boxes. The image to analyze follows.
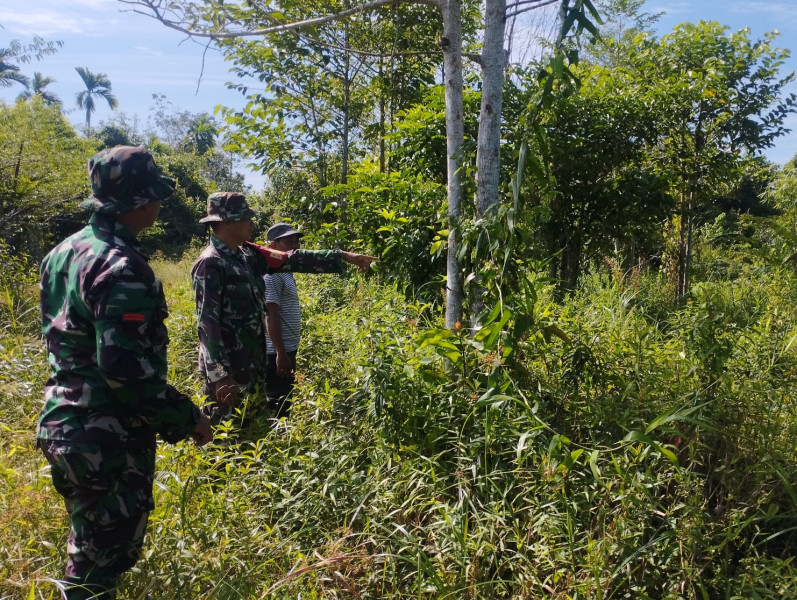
[40,441,155,599]
[266,351,297,418]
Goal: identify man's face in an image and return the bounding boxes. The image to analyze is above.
[229,218,254,243]
[142,200,163,228]
[271,234,301,252]
[214,218,254,246]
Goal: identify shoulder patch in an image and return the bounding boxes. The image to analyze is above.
[122,313,146,322]
[265,248,288,269]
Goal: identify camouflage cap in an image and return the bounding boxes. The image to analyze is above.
[200,192,256,223]
[81,146,175,215]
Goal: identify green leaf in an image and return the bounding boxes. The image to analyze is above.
[589,450,604,486]
[624,431,679,465]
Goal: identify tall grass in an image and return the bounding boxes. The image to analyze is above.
[1,241,795,599]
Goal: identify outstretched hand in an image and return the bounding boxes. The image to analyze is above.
[342,251,379,273]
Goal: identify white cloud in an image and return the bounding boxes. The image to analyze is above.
[133,45,165,57]
[727,2,797,25]
[648,2,692,18]
[0,0,129,36]
[0,10,96,35]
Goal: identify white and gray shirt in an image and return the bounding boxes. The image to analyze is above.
[264,272,302,354]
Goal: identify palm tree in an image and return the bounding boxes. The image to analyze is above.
[75,67,118,129]
[0,49,30,90]
[17,72,60,105]
[183,114,218,154]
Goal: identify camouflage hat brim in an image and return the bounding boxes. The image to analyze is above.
[200,192,256,222]
[199,207,256,223]
[81,179,175,214]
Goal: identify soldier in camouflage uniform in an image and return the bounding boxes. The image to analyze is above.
[37,146,213,599]
[191,192,376,422]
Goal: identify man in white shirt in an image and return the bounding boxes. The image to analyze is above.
[264,223,376,418]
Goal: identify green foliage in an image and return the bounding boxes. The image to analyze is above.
[510,63,672,291]
[256,85,479,304]
[0,97,95,259]
[636,22,795,296]
[0,240,39,337]
[763,156,797,270]
[311,163,448,296]
[508,20,796,296]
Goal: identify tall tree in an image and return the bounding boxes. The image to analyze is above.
[183,113,218,154]
[75,67,118,130]
[122,0,597,326]
[633,22,796,298]
[17,72,60,105]
[215,0,448,191]
[510,63,670,291]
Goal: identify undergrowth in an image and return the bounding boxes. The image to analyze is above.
[1,243,795,599]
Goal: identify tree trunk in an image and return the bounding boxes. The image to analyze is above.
[441,0,465,329]
[308,93,328,188]
[340,24,351,225]
[562,229,582,292]
[342,24,351,187]
[470,0,507,328]
[676,211,686,298]
[684,194,694,296]
[475,0,506,217]
[378,59,386,174]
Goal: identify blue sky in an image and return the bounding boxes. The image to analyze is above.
[0,1,245,136]
[1,0,796,182]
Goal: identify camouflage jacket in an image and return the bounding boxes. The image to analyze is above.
[191,237,343,387]
[36,213,201,449]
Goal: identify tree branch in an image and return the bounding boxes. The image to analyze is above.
[506,0,560,20]
[505,0,557,10]
[254,28,485,65]
[120,0,441,39]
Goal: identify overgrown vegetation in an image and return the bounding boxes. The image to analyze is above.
[2,214,796,598]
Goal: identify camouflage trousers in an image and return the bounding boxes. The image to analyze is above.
[39,441,156,600]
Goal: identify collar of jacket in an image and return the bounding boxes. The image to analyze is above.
[210,234,248,261]
[89,212,147,259]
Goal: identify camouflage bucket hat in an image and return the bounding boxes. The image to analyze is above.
[200,192,256,223]
[81,146,175,215]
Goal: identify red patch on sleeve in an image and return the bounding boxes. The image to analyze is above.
[265,248,289,269]
[122,313,146,322]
